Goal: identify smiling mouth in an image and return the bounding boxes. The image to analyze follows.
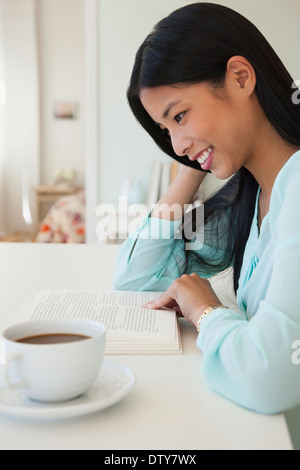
[193,146,214,165]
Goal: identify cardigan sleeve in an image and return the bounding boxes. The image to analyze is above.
[197,171,300,414]
[113,208,232,292]
[113,214,186,291]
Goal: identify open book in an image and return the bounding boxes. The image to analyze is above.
[17,290,182,355]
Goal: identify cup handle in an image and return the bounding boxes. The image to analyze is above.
[5,353,28,390]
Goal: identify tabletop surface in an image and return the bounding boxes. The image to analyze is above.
[0,242,293,450]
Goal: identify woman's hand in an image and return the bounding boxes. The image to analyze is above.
[142,273,221,328]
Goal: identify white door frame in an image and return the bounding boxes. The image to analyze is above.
[85,0,99,243]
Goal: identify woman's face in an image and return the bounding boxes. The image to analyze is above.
[140,80,259,180]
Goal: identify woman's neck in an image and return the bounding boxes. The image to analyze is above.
[245,122,299,202]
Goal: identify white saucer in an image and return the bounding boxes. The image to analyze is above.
[0,360,135,421]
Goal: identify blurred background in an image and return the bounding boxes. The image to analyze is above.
[0,0,299,243]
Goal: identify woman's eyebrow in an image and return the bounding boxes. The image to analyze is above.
[162,100,181,119]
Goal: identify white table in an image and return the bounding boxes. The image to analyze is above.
[0,243,293,450]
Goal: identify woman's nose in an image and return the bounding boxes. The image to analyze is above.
[170,131,191,157]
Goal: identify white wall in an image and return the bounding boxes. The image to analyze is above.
[37,0,85,187]
[97,0,300,205]
[1,0,40,233]
[98,0,192,204]
[0,0,7,234]
[0,0,85,235]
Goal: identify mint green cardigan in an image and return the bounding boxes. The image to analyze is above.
[114,151,300,414]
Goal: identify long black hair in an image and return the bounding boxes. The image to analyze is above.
[127,2,300,292]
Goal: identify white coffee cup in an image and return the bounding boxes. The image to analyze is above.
[1,319,106,402]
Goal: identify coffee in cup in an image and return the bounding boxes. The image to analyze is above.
[1,319,106,403]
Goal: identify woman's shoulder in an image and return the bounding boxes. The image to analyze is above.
[269,150,300,228]
[274,150,300,196]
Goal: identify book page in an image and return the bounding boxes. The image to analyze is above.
[24,290,177,342]
[33,290,161,306]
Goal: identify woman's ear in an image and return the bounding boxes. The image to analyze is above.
[227,56,256,94]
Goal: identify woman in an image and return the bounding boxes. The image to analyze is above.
[113,3,300,414]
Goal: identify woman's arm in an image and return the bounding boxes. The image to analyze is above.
[143,170,300,414]
[113,167,207,291]
[151,166,206,220]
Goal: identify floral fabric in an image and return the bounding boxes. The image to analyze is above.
[36,191,85,243]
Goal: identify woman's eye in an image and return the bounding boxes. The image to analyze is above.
[174,112,185,123]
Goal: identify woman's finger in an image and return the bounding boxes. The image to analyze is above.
[142,290,176,310]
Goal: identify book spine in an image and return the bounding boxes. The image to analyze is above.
[159,162,171,199]
[147,162,162,208]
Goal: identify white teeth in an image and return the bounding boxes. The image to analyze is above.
[197,146,213,165]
